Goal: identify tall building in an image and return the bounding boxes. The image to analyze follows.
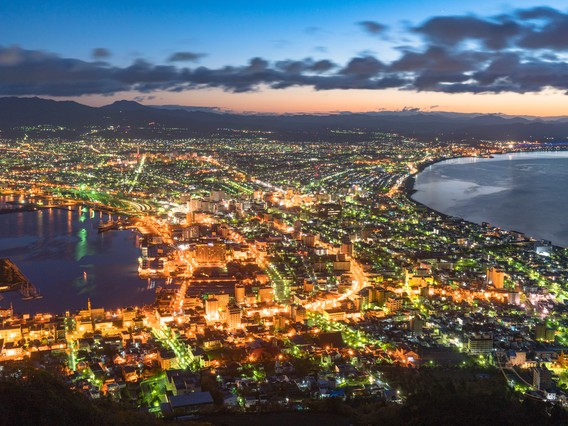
[227,305,241,330]
[205,298,219,321]
[235,284,245,305]
[486,267,504,289]
[216,293,230,313]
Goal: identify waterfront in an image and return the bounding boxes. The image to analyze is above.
[0,195,155,314]
[412,151,568,247]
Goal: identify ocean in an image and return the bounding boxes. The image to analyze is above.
[412,151,568,247]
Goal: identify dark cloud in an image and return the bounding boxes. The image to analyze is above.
[515,7,568,50]
[414,15,520,50]
[311,59,335,72]
[92,48,111,59]
[340,56,384,78]
[359,21,387,35]
[5,6,568,99]
[391,46,490,73]
[275,58,336,74]
[414,7,568,52]
[168,51,205,62]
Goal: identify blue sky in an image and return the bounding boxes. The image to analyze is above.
[2,1,568,114]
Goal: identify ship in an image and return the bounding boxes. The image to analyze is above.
[97,220,116,232]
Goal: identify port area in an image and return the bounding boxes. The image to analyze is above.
[0,258,42,300]
[97,217,136,233]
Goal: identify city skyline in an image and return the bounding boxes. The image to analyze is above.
[3,1,568,115]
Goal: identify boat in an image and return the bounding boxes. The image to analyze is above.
[97,220,116,232]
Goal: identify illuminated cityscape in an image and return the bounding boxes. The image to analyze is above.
[1,121,568,424]
[3,1,568,425]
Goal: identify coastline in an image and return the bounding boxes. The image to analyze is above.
[403,149,568,249]
[0,201,152,315]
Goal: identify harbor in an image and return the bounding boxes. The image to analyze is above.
[0,195,155,314]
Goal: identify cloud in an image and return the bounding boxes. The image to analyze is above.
[414,15,520,50]
[167,51,205,62]
[515,7,568,50]
[359,21,387,35]
[391,46,490,73]
[340,56,384,78]
[414,6,568,52]
[4,8,568,98]
[92,48,111,59]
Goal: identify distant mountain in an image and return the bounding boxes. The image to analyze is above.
[101,100,151,112]
[154,104,223,113]
[1,96,567,141]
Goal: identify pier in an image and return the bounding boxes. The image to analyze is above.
[0,258,42,300]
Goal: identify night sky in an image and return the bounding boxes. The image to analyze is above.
[2,1,568,115]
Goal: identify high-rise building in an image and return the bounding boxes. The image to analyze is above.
[235,284,245,305]
[205,298,219,321]
[227,305,241,330]
[486,267,505,289]
[216,293,230,312]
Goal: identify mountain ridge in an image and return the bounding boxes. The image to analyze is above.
[1,96,567,141]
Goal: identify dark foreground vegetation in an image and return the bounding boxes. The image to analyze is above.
[2,364,568,426]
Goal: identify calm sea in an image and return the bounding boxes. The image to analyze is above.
[412,151,568,247]
[0,195,155,315]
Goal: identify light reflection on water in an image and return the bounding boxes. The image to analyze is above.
[0,195,155,315]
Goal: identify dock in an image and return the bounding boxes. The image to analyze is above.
[0,258,42,300]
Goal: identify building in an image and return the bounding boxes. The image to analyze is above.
[227,305,241,329]
[290,304,306,323]
[195,242,226,265]
[467,333,493,354]
[535,324,555,342]
[507,350,526,367]
[258,286,274,303]
[302,233,319,247]
[216,292,230,313]
[340,240,353,256]
[235,284,245,304]
[205,298,219,321]
[167,392,214,417]
[533,364,553,391]
[386,296,403,312]
[486,267,504,289]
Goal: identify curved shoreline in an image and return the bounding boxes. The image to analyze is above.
[403,149,568,249]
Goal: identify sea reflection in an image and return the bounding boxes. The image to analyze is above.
[0,196,155,315]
